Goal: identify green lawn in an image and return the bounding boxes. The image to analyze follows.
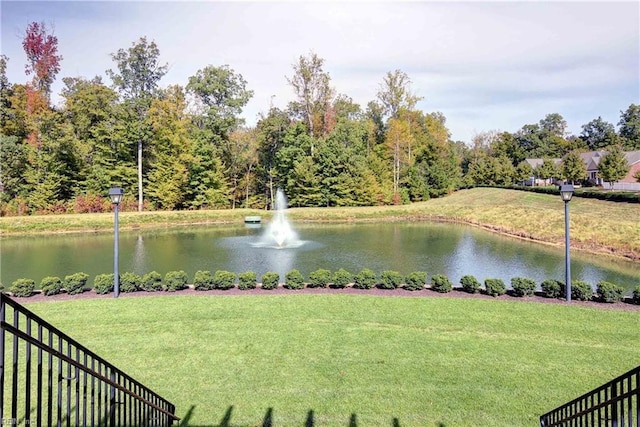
[23,294,640,427]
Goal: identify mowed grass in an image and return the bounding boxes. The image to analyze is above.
[2,188,639,259]
[24,294,640,427]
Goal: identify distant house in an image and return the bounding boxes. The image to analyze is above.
[523,158,562,186]
[525,150,640,191]
[580,150,640,191]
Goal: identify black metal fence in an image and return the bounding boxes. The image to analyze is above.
[0,293,179,426]
[540,365,639,427]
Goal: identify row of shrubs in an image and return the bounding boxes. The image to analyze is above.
[5,269,640,305]
[499,184,640,203]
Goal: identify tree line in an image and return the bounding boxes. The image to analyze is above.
[1,23,639,215]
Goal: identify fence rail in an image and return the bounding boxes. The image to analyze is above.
[0,293,179,426]
[540,365,639,427]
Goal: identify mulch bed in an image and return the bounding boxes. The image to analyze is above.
[10,286,640,312]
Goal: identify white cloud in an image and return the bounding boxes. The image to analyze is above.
[1,0,638,142]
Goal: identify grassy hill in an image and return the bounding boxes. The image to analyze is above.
[1,188,638,260]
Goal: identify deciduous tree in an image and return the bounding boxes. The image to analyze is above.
[618,104,640,149]
[561,151,586,184]
[580,116,617,150]
[535,159,560,185]
[598,145,629,189]
[107,37,167,211]
[376,69,422,120]
[186,64,253,137]
[286,52,335,142]
[22,22,62,101]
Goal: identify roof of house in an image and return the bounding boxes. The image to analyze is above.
[579,150,640,171]
[580,151,604,171]
[524,158,562,168]
[626,150,640,165]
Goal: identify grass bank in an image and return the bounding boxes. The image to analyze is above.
[1,188,639,260]
[23,294,640,426]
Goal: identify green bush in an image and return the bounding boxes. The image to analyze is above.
[571,280,593,301]
[511,277,537,297]
[284,269,305,290]
[332,268,352,289]
[10,278,35,297]
[596,281,624,303]
[460,275,480,294]
[633,285,640,305]
[213,270,236,290]
[41,276,62,296]
[404,271,427,291]
[193,270,215,291]
[431,274,453,293]
[94,274,114,295]
[141,271,163,292]
[238,271,257,290]
[484,278,506,297]
[119,272,141,293]
[164,270,188,292]
[308,269,332,288]
[353,269,377,289]
[541,279,563,298]
[261,272,280,290]
[380,270,402,289]
[64,272,89,295]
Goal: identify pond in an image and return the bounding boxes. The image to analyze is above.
[1,222,638,292]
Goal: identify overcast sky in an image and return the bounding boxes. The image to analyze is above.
[1,0,638,143]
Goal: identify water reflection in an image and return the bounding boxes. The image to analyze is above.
[1,222,638,292]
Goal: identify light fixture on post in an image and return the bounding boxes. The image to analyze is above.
[559,184,574,302]
[108,187,124,298]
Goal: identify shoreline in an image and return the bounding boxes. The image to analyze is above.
[2,214,639,263]
[2,188,639,264]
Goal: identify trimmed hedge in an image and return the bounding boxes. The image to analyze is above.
[94,274,114,295]
[165,270,188,292]
[261,272,279,290]
[238,271,257,290]
[633,286,640,305]
[193,270,215,291]
[511,277,537,297]
[431,274,452,293]
[332,269,352,289]
[11,278,35,297]
[213,270,236,290]
[64,272,89,295]
[380,270,402,289]
[541,279,563,299]
[460,275,481,294]
[485,278,506,297]
[596,280,624,303]
[5,266,635,308]
[353,269,377,289]
[308,269,332,288]
[120,272,141,293]
[404,271,427,291]
[284,269,305,290]
[501,184,640,203]
[41,276,62,296]
[571,280,593,301]
[141,271,163,292]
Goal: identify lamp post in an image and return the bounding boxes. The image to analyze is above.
[108,188,124,298]
[559,184,574,302]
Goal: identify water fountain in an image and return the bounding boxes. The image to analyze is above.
[252,189,304,249]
